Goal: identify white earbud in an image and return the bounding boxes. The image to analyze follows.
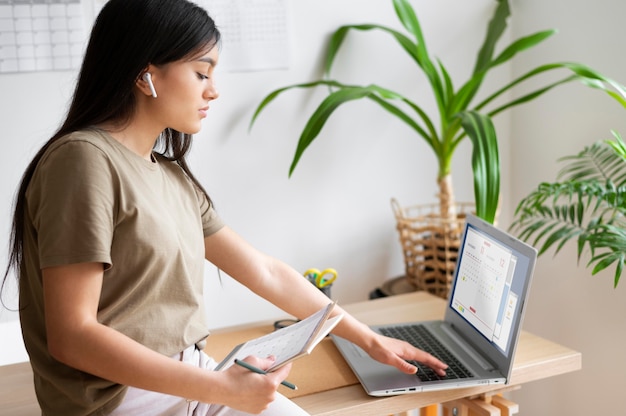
[142,72,157,98]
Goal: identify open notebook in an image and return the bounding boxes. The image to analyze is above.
[216,301,343,372]
[332,213,537,396]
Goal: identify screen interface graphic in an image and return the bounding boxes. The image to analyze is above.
[450,226,519,353]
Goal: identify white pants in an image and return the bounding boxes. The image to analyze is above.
[109,346,310,416]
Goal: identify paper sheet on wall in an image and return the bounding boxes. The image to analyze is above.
[0,0,290,74]
[196,0,291,72]
[0,0,86,73]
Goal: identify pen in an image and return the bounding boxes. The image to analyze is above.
[234,359,298,390]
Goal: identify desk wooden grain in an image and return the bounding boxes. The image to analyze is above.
[292,292,581,415]
[0,292,581,415]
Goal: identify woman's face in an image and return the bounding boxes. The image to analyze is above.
[149,47,220,134]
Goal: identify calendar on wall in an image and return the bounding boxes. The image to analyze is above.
[191,0,291,72]
[0,0,290,74]
[0,0,86,73]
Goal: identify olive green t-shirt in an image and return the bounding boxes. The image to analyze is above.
[20,128,224,415]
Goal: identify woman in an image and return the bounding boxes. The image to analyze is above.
[3,0,447,414]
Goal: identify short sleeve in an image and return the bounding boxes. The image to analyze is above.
[27,139,116,269]
[193,184,224,237]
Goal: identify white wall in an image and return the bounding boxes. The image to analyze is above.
[510,1,626,415]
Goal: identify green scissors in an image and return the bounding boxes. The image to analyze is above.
[303,268,338,288]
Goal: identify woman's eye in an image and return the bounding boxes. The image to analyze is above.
[197,73,208,80]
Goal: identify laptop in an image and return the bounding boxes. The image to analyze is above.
[332,213,537,396]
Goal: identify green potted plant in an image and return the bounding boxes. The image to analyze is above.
[511,131,626,288]
[250,0,626,297]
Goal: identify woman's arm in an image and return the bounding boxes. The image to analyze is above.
[42,262,293,413]
[204,226,448,376]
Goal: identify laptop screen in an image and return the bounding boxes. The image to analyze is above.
[448,219,535,357]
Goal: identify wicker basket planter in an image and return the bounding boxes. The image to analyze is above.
[391,199,475,299]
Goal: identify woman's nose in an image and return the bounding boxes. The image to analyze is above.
[205,81,219,101]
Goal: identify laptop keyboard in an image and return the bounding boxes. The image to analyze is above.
[380,325,474,382]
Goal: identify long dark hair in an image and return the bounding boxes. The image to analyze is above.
[2,0,221,299]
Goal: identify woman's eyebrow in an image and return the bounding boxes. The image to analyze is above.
[197,57,216,66]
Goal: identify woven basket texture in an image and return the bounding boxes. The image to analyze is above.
[392,200,475,299]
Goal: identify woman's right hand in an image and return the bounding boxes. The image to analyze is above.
[219,356,293,414]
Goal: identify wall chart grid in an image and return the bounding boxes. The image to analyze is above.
[0,0,85,74]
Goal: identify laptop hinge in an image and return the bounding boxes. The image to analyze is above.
[441,324,494,370]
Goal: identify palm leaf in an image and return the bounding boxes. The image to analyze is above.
[511,138,626,286]
[558,137,626,186]
[605,130,626,158]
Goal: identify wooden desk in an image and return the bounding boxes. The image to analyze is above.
[0,292,581,416]
[285,292,582,415]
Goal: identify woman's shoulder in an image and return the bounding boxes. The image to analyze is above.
[35,128,122,180]
[50,128,111,152]
[44,128,153,169]
[43,128,111,159]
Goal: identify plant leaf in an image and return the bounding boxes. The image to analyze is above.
[391,0,445,112]
[457,111,500,224]
[287,84,435,176]
[511,138,626,286]
[452,29,557,116]
[490,30,556,68]
[473,0,510,74]
[478,62,626,115]
[325,24,418,74]
[451,0,512,113]
[249,80,344,131]
[289,87,373,175]
[392,0,429,63]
